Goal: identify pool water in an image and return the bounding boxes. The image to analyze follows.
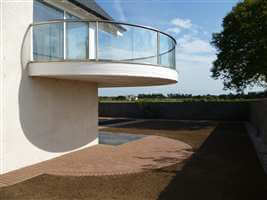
[99,132,145,146]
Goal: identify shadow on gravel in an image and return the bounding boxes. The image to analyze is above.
[157,123,267,200]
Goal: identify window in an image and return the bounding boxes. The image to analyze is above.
[33,0,64,61]
[33,1,90,61]
[33,0,64,22]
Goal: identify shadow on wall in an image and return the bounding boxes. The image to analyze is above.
[18,31,98,153]
[18,67,98,153]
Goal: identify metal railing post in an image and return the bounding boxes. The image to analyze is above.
[30,26,33,61]
[63,11,66,60]
[95,21,99,61]
[173,46,176,69]
[88,22,90,59]
[157,31,160,65]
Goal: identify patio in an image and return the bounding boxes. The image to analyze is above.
[0,120,266,200]
[0,132,192,187]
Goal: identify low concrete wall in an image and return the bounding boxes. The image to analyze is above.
[250,100,267,144]
[99,102,250,121]
[247,100,267,173]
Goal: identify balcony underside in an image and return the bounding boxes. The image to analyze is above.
[28,61,178,87]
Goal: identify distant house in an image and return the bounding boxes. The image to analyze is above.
[126,95,139,101]
[0,0,177,174]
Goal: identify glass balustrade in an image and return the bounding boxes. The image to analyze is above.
[29,20,176,69]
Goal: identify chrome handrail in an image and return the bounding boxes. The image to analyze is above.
[30,19,177,45]
[22,20,176,69]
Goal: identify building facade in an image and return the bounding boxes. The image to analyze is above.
[0,0,177,174]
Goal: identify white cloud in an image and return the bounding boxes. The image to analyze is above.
[180,39,215,54]
[177,35,215,54]
[167,18,209,37]
[166,27,181,34]
[171,18,192,29]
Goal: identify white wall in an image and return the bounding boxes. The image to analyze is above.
[0,0,4,174]
[1,0,98,174]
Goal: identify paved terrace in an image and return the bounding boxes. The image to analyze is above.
[0,135,192,187]
[0,120,266,199]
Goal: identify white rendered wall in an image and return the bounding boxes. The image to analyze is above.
[1,0,98,174]
[0,0,4,174]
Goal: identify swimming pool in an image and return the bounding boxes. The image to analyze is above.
[99,132,145,146]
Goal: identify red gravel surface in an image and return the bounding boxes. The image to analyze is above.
[0,121,266,200]
[0,136,192,187]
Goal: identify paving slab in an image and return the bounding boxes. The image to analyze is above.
[0,136,192,187]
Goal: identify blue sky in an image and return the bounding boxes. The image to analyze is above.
[97,0,261,96]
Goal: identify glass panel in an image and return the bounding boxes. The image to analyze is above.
[66,13,89,59]
[33,23,64,61]
[132,27,157,65]
[98,22,157,65]
[159,33,176,69]
[33,0,64,61]
[98,23,132,61]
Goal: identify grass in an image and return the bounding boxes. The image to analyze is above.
[0,121,266,199]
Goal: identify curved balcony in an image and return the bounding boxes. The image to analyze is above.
[22,20,178,87]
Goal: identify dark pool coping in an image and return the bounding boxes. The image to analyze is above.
[98,118,136,126]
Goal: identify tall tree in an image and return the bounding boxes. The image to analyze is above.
[211,0,267,92]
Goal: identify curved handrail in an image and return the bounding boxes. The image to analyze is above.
[22,20,176,69]
[122,46,175,62]
[30,19,177,45]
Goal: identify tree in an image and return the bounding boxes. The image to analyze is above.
[211,0,267,92]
